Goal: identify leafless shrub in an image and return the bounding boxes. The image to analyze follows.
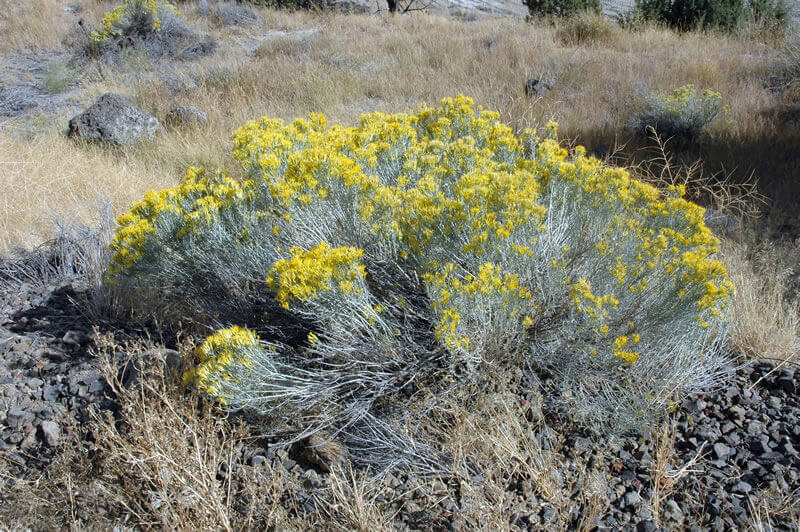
[0,200,121,322]
[316,465,395,531]
[630,129,765,226]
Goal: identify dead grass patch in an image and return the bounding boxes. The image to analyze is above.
[0,132,184,251]
[0,0,74,54]
[431,367,612,529]
[746,483,800,530]
[647,417,708,524]
[317,466,395,531]
[0,333,297,529]
[723,234,800,364]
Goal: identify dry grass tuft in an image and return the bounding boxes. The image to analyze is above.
[746,483,800,530]
[431,367,611,529]
[625,131,766,222]
[0,333,294,529]
[647,417,707,524]
[318,466,395,530]
[723,235,800,364]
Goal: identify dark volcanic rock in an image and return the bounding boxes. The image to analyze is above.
[68,93,164,145]
[177,37,218,60]
[524,78,553,97]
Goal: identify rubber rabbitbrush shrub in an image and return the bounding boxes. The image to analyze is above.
[108,96,735,440]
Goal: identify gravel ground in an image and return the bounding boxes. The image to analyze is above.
[0,265,797,529]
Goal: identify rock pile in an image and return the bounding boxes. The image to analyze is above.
[0,281,112,472]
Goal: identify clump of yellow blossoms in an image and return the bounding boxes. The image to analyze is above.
[108,95,735,433]
[183,326,258,404]
[91,0,178,43]
[628,84,728,142]
[266,243,366,309]
[107,167,247,277]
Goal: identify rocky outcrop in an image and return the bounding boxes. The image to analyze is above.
[67,93,164,145]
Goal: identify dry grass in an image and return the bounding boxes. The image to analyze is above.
[723,235,800,364]
[0,0,76,54]
[1,1,795,251]
[0,133,185,250]
[0,333,300,530]
[746,483,800,530]
[647,417,708,525]
[430,367,612,529]
[318,466,395,530]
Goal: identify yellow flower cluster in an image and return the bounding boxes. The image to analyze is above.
[91,0,178,42]
[658,85,725,119]
[529,133,733,321]
[570,278,620,320]
[229,98,551,316]
[632,84,728,139]
[612,334,640,365]
[266,243,366,309]
[183,326,258,402]
[108,167,249,276]
[423,262,534,352]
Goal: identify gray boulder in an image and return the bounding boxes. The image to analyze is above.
[68,93,164,145]
[166,105,208,127]
[524,78,553,98]
[177,37,217,61]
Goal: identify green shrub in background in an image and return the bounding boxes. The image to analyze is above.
[524,0,602,18]
[624,0,788,33]
[746,0,790,39]
[671,0,744,31]
[627,84,728,144]
[108,97,735,461]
